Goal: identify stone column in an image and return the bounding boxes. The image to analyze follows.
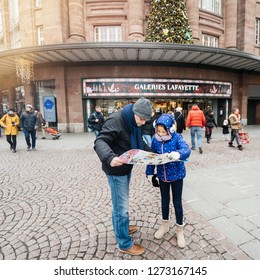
[186,0,199,44]
[23,83,34,106]
[68,0,86,42]
[225,0,237,49]
[128,0,144,41]
[241,73,249,125]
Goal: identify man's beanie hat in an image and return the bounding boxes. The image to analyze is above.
[26,104,33,109]
[133,97,153,120]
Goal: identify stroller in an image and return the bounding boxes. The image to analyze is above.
[44,127,61,140]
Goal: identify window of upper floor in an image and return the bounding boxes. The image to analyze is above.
[256,18,260,45]
[0,43,5,51]
[199,0,222,16]
[202,33,219,47]
[94,26,121,42]
[0,8,3,39]
[8,0,19,30]
[10,27,21,49]
[37,25,44,45]
[35,0,42,8]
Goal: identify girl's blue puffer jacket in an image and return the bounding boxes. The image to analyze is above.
[146,114,191,182]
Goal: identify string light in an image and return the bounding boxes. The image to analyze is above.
[15,58,34,84]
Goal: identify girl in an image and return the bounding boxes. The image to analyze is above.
[0,109,20,153]
[146,114,190,248]
[222,119,230,141]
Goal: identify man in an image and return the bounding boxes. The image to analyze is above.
[94,97,153,256]
[229,107,243,151]
[174,107,186,134]
[186,104,206,154]
[34,108,46,139]
[87,105,105,137]
[20,104,40,151]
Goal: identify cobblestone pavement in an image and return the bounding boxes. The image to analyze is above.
[0,126,259,260]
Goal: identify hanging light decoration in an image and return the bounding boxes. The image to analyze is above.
[15,58,34,84]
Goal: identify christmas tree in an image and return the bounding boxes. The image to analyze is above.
[145,0,193,44]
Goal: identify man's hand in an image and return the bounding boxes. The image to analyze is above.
[167,151,180,161]
[110,157,125,167]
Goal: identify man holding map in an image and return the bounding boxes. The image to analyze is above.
[94,97,153,256]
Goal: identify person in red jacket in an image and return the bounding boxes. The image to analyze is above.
[186,104,206,154]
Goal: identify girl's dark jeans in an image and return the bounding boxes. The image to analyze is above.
[159,179,184,225]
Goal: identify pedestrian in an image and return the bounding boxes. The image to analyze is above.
[222,119,230,141]
[185,104,206,154]
[140,109,157,147]
[0,108,20,153]
[20,104,40,151]
[146,114,191,248]
[0,112,2,137]
[34,108,46,139]
[205,111,217,143]
[87,105,105,137]
[174,107,186,134]
[228,108,243,150]
[94,97,153,256]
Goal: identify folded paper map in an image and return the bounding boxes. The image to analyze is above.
[119,149,185,165]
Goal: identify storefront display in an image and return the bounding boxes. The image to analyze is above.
[82,78,232,130]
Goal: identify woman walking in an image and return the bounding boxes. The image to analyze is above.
[0,109,20,153]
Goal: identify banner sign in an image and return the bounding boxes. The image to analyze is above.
[82,78,232,98]
[43,96,56,122]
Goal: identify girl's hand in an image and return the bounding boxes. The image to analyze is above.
[167,151,180,161]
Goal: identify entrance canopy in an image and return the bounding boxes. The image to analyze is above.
[0,42,260,78]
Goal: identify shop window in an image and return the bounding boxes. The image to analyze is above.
[1,92,9,114]
[15,85,25,116]
[94,26,121,42]
[256,18,260,45]
[34,80,57,127]
[202,33,218,47]
[199,0,222,16]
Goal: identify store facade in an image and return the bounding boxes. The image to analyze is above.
[82,78,232,129]
[1,43,260,132]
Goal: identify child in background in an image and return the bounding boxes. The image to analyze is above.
[222,119,230,141]
[146,114,190,248]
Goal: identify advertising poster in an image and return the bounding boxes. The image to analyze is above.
[43,96,56,122]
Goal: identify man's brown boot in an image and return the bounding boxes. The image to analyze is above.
[129,225,138,234]
[118,244,145,255]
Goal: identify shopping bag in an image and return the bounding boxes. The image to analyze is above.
[238,130,249,144]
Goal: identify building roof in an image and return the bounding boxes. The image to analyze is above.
[0,42,260,78]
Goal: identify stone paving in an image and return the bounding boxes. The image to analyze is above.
[0,126,259,260]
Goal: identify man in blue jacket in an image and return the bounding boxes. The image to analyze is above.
[94,97,153,256]
[20,104,40,151]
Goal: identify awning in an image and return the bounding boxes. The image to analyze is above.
[0,42,260,78]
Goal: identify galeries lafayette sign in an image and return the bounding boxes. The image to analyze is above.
[82,78,232,97]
